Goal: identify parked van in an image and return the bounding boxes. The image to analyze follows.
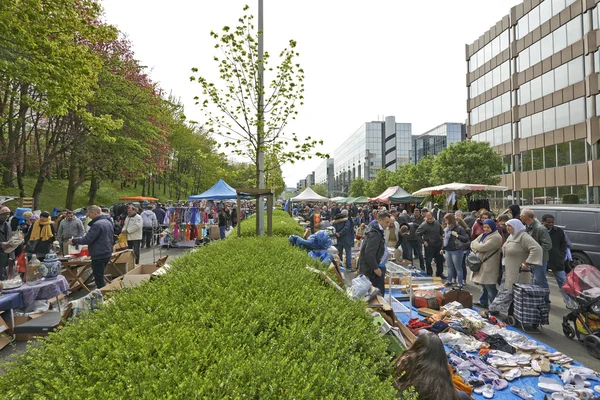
[528,205,600,268]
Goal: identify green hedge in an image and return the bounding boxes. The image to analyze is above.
[235,209,304,237]
[562,194,579,204]
[0,237,397,399]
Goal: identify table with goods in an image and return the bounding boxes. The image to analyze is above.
[380,251,600,400]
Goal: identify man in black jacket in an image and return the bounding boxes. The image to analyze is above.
[69,205,114,289]
[401,222,425,270]
[416,213,446,278]
[541,214,569,304]
[358,211,390,295]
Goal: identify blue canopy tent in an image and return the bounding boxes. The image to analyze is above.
[188,179,238,200]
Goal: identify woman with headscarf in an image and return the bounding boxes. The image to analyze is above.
[470,219,503,308]
[24,212,56,261]
[489,219,542,314]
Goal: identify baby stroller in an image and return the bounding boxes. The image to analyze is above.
[561,265,600,359]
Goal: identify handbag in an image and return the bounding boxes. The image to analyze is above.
[442,287,473,308]
[467,248,499,272]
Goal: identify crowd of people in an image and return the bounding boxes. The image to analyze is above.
[295,202,573,310]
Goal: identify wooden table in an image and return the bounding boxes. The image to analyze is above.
[60,250,133,293]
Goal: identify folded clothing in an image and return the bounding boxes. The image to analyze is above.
[429,320,449,334]
[484,334,516,354]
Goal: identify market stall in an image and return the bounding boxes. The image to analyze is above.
[291,187,329,203]
[412,182,508,211]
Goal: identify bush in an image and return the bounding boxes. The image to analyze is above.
[235,209,304,238]
[562,194,579,204]
[0,237,397,399]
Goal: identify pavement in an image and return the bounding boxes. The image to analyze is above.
[346,261,600,372]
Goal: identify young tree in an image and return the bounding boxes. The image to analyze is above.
[432,141,503,185]
[309,184,328,198]
[366,169,392,197]
[190,6,326,188]
[349,177,368,197]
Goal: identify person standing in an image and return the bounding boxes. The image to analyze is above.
[358,211,390,295]
[490,219,542,314]
[402,221,425,269]
[123,206,143,264]
[141,205,158,249]
[416,212,446,278]
[57,210,85,255]
[218,209,227,239]
[470,219,502,308]
[231,206,238,228]
[0,206,13,280]
[520,208,552,303]
[541,214,570,305]
[333,209,353,271]
[69,206,114,289]
[470,210,489,241]
[384,215,400,249]
[464,211,478,230]
[431,203,444,222]
[410,208,424,225]
[440,214,469,287]
[25,212,56,261]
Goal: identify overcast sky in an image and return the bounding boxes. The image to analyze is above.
[101,0,521,188]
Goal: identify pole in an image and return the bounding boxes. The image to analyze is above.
[256,0,265,236]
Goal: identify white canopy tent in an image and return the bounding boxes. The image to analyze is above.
[412,182,508,197]
[291,187,330,202]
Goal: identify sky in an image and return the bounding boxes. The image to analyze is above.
[101,0,521,188]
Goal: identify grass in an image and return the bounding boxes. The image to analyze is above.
[1,177,155,211]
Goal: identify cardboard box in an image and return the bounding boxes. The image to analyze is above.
[5,312,48,341]
[105,250,135,279]
[209,225,220,240]
[101,276,124,296]
[122,264,160,288]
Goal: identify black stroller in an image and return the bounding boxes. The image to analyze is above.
[561,265,600,359]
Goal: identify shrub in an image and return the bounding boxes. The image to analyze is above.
[235,209,304,238]
[562,194,579,204]
[0,237,397,399]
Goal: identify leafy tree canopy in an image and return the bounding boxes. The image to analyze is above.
[432,141,502,185]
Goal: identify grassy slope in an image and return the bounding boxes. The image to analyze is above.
[0,177,151,211]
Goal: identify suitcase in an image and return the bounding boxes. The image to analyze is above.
[442,287,473,309]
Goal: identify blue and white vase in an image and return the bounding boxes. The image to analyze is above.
[40,251,61,280]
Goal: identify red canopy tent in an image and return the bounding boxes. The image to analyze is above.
[367,186,399,204]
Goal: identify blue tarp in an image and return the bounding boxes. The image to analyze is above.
[188,179,237,200]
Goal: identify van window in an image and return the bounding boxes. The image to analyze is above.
[559,211,599,232]
[532,209,556,220]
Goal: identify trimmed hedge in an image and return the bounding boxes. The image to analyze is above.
[0,237,397,399]
[235,209,304,237]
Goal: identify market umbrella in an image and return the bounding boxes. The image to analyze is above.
[291,187,329,202]
[188,179,237,200]
[119,196,159,201]
[389,186,424,204]
[353,196,369,204]
[368,186,399,204]
[412,182,508,197]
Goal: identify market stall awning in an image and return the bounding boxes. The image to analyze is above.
[343,197,357,204]
[119,196,159,201]
[368,186,399,204]
[291,187,329,202]
[188,179,237,200]
[353,196,370,204]
[412,182,508,197]
[389,186,425,204]
[329,196,344,202]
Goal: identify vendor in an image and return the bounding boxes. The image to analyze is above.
[395,333,470,400]
[25,211,56,261]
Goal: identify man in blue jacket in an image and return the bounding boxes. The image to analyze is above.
[332,209,354,271]
[69,205,114,289]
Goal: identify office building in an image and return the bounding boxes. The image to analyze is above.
[413,123,466,164]
[296,179,306,191]
[333,116,412,195]
[466,0,600,207]
[315,158,335,196]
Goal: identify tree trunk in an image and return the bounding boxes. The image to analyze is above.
[163,171,167,195]
[88,174,99,205]
[32,172,46,210]
[141,178,146,196]
[152,178,155,198]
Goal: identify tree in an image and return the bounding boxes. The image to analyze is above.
[432,141,502,185]
[309,184,328,197]
[349,177,368,197]
[190,5,326,188]
[365,169,392,197]
[388,155,436,194]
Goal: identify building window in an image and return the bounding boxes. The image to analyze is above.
[571,139,586,164]
[521,151,533,171]
[557,142,570,166]
[545,145,557,168]
[534,187,545,204]
[502,155,512,174]
[532,147,544,170]
[558,185,572,200]
[572,185,588,204]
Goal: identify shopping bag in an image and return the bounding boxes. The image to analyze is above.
[16,252,26,273]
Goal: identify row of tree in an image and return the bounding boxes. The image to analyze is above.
[349,141,503,198]
[0,0,285,209]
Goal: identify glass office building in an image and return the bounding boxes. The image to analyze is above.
[315,158,335,196]
[413,123,466,164]
[332,116,411,195]
[466,0,600,206]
